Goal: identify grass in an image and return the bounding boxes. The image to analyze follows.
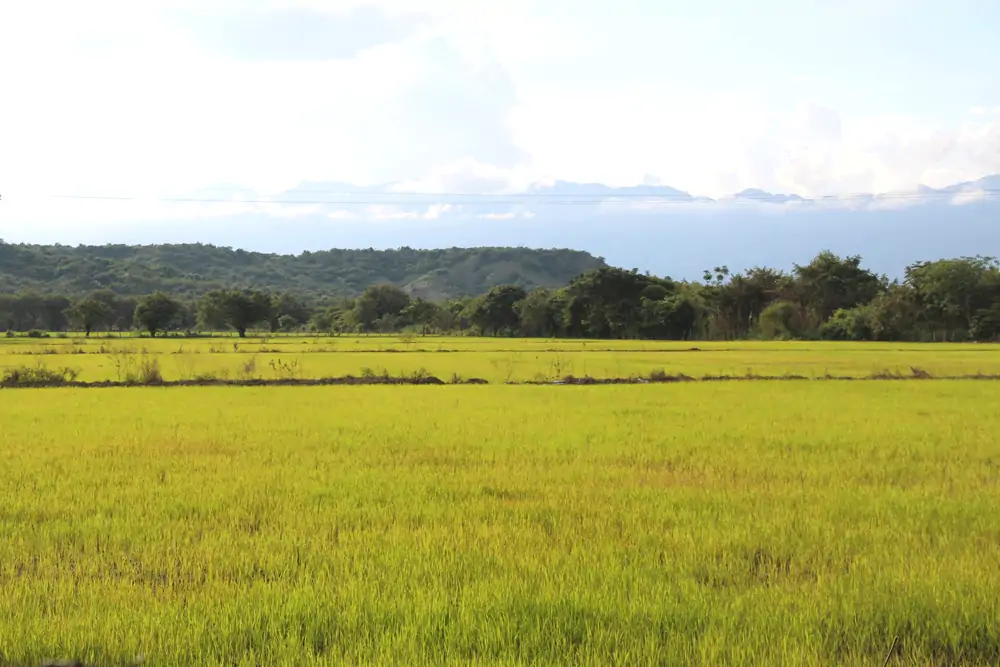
[1,382,999,665]
[2,335,1000,383]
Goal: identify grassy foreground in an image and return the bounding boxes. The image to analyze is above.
[1,383,999,665]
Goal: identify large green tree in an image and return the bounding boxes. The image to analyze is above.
[470,285,527,336]
[905,256,1000,339]
[134,292,181,338]
[66,295,112,336]
[198,289,273,337]
[563,268,675,339]
[515,288,566,337]
[792,251,884,331]
[352,284,411,333]
[268,293,313,333]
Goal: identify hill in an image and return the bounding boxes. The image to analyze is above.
[5,175,996,282]
[0,243,607,301]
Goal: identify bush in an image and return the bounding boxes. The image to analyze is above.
[134,356,163,384]
[820,308,874,341]
[1,363,80,387]
[971,304,1000,342]
[757,301,803,340]
[106,347,163,384]
[4,331,14,338]
[26,329,49,338]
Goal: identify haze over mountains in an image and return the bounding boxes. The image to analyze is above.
[4,174,997,282]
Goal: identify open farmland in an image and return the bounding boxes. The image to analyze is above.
[3,335,1000,384]
[1,376,999,665]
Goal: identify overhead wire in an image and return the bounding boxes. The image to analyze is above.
[38,188,1000,206]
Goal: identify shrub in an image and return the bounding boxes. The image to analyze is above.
[134,356,163,384]
[757,301,804,340]
[820,307,875,341]
[648,369,670,382]
[26,329,49,339]
[1,363,80,387]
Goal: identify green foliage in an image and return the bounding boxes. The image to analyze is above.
[134,293,182,338]
[758,301,803,340]
[470,285,527,336]
[276,314,299,332]
[268,293,311,332]
[971,303,1000,341]
[792,251,884,329]
[515,288,565,337]
[66,294,113,336]
[1,249,1000,342]
[0,242,605,300]
[819,307,874,341]
[352,284,411,333]
[198,289,273,337]
[640,293,701,340]
[402,298,451,335]
[906,255,1000,340]
[563,267,676,338]
[0,362,80,386]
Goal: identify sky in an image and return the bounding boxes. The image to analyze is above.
[0,0,999,240]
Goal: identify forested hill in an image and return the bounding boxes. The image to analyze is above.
[0,242,607,300]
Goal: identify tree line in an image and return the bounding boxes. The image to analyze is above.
[2,251,999,342]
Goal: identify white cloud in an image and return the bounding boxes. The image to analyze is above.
[367,204,456,220]
[0,1,526,199]
[1,0,998,238]
[391,159,533,194]
[509,89,1000,197]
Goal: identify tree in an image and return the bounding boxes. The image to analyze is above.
[905,256,1000,340]
[863,283,921,341]
[971,303,1000,341]
[402,298,449,335]
[269,293,313,333]
[352,284,411,332]
[198,289,273,337]
[134,293,181,338]
[704,267,792,339]
[792,251,883,331]
[66,296,112,336]
[640,293,701,339]
[563,268,674,339]
[470,285,527,336]
[516,288,565,337]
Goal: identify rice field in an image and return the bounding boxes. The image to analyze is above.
[1,337,999,665]
[3,334,1000,383]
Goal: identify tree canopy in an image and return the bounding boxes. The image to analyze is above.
[2,249,999,342]
[0,242,606,300]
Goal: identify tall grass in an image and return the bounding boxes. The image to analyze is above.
[3,335,1000,383]
[0,383,998,665]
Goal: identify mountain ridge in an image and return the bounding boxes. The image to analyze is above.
[2,174,998,284]
[0,242,607,301]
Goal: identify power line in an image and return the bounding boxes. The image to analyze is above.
[39,189,1000,206]
[184,184,1000,200]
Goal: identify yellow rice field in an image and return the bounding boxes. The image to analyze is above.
[1,337,999,665]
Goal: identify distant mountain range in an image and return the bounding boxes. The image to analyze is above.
[3,174,998,281]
